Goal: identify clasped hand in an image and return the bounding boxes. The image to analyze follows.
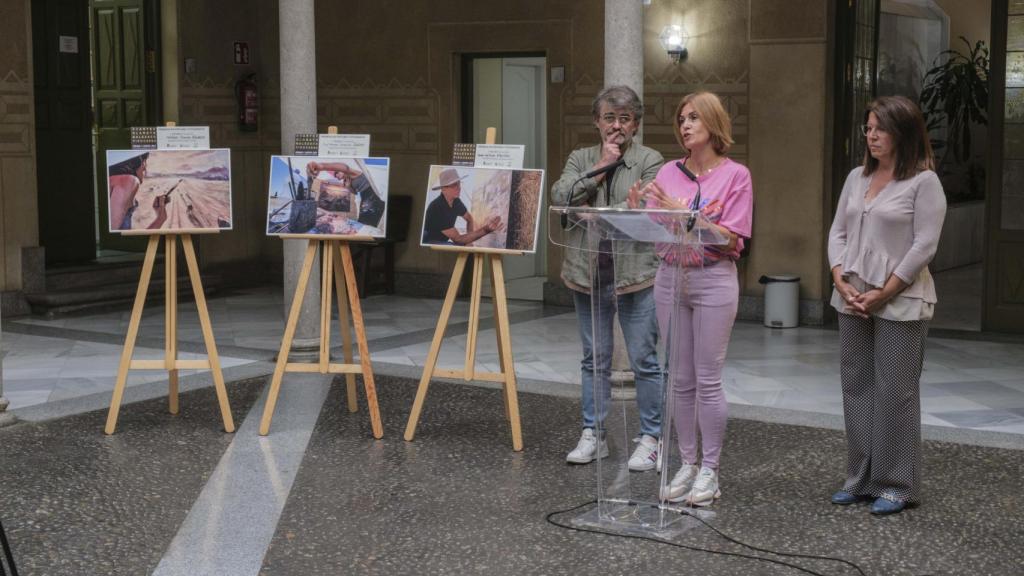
[836,279,886,318]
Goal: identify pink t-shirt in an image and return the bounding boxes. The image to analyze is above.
[649,157,753,266]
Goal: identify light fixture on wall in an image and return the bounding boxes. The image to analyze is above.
[659,24,689,63]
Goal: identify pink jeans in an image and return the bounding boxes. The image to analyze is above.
[654,260,739,470]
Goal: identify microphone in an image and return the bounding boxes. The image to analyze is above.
[584,158,626,179]
[675,161,701,232]
[675,160,697,182]
[560,158,625,230]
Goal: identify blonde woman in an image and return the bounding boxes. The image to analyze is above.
[634,92,753,506]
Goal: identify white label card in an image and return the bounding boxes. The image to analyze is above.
[59,36,79,54]
[318,134,371,158]
[474,144,525,169]
[157,126,211,150]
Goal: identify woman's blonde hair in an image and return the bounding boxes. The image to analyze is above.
[674,92,734,155]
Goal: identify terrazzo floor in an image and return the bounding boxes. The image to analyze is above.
[1,375,1021,575]
[1,285,1023,575]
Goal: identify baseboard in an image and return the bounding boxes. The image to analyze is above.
[1,290,30,317]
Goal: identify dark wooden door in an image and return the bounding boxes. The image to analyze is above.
[33,0,95,264]
[985,0,1024,332]
[90,0,153,251]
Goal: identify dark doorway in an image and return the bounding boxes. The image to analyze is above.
[32,0,160,266]
[833,0,996,332]
[33,0,95,264]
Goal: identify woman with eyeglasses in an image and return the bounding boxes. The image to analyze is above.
[629,91,753,507]
[827,95,946,515]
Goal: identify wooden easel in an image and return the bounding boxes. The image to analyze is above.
[403,127,524,451]
[105,122,234,435]
[258,128,383,437]
[259,238,382,437]
[105,231,235,434]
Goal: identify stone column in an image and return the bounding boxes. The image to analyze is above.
[605,0,646,380]
[604,0,644,100]
[280,0,320,359]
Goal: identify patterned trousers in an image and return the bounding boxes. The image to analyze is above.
[838,313,926,503]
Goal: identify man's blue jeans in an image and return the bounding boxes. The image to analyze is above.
[573,285,662,438]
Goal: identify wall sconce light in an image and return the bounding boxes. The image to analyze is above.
[659,24,689,63]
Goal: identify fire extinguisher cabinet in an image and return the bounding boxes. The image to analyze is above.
[759,274,800,328]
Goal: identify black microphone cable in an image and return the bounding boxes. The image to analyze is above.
[560,158,626,230]
[545,499,869,576]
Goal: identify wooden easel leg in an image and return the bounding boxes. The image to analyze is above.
[105,236,161,435]
[339,243,383,438]
[166,234,179,415]
[182,235,235,433]
[464,253,485,380]
[491,256,523,451]
[333,244,358,413]
[260,240,318,436]
[404,252,469,442]
[490,258,510,420]
[319,241,333,372]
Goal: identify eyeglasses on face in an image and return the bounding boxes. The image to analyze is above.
[600,114,635,125]
[860,124,887,136]
[678,113,700,125]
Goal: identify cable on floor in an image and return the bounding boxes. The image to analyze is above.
[545,499,868,576]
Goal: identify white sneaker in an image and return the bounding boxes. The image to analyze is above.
[688,466,721,506]
[661,463,699,502]
[566,428,608,464]
[627,434,659,471]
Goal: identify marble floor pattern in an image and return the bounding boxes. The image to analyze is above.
[5,284,1023,437]
[2,285,1023,575]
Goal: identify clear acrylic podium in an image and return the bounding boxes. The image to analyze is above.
[549,205,729,538]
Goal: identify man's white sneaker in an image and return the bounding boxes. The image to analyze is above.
[566,428,608,464]
[661,463,699,502]
[688,466,721,506]
[627,434,659,471]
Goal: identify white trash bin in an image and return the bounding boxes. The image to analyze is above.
[759,274,800,328]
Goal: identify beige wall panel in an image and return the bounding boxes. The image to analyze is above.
[933,0,991,48]
[749,0,827,42]
[177,0,259,86]
[643,0,751,81]
[201,149,269,267]
[3,156,39,290]
[0,1,36,292]
[176,0,281,274]
[0,0,30,81]
[748,42,827,300]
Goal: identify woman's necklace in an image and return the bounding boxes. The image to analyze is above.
[688,156,724,177]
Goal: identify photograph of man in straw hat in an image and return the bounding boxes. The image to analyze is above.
[421,166,504,246]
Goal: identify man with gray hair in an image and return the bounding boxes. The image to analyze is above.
[551,85,664,470]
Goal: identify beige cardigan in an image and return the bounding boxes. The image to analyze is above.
[827,167,947,321]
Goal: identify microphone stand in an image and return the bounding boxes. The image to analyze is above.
[560,158,626,230]
[675,161,701,232]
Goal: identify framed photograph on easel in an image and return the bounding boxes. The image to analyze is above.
[265,155,390,237]
[105,149,233,232]
[419,164,544,253]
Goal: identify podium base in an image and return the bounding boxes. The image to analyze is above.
[571,499,715,539]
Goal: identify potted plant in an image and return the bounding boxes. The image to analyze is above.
[919,36,989,202]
